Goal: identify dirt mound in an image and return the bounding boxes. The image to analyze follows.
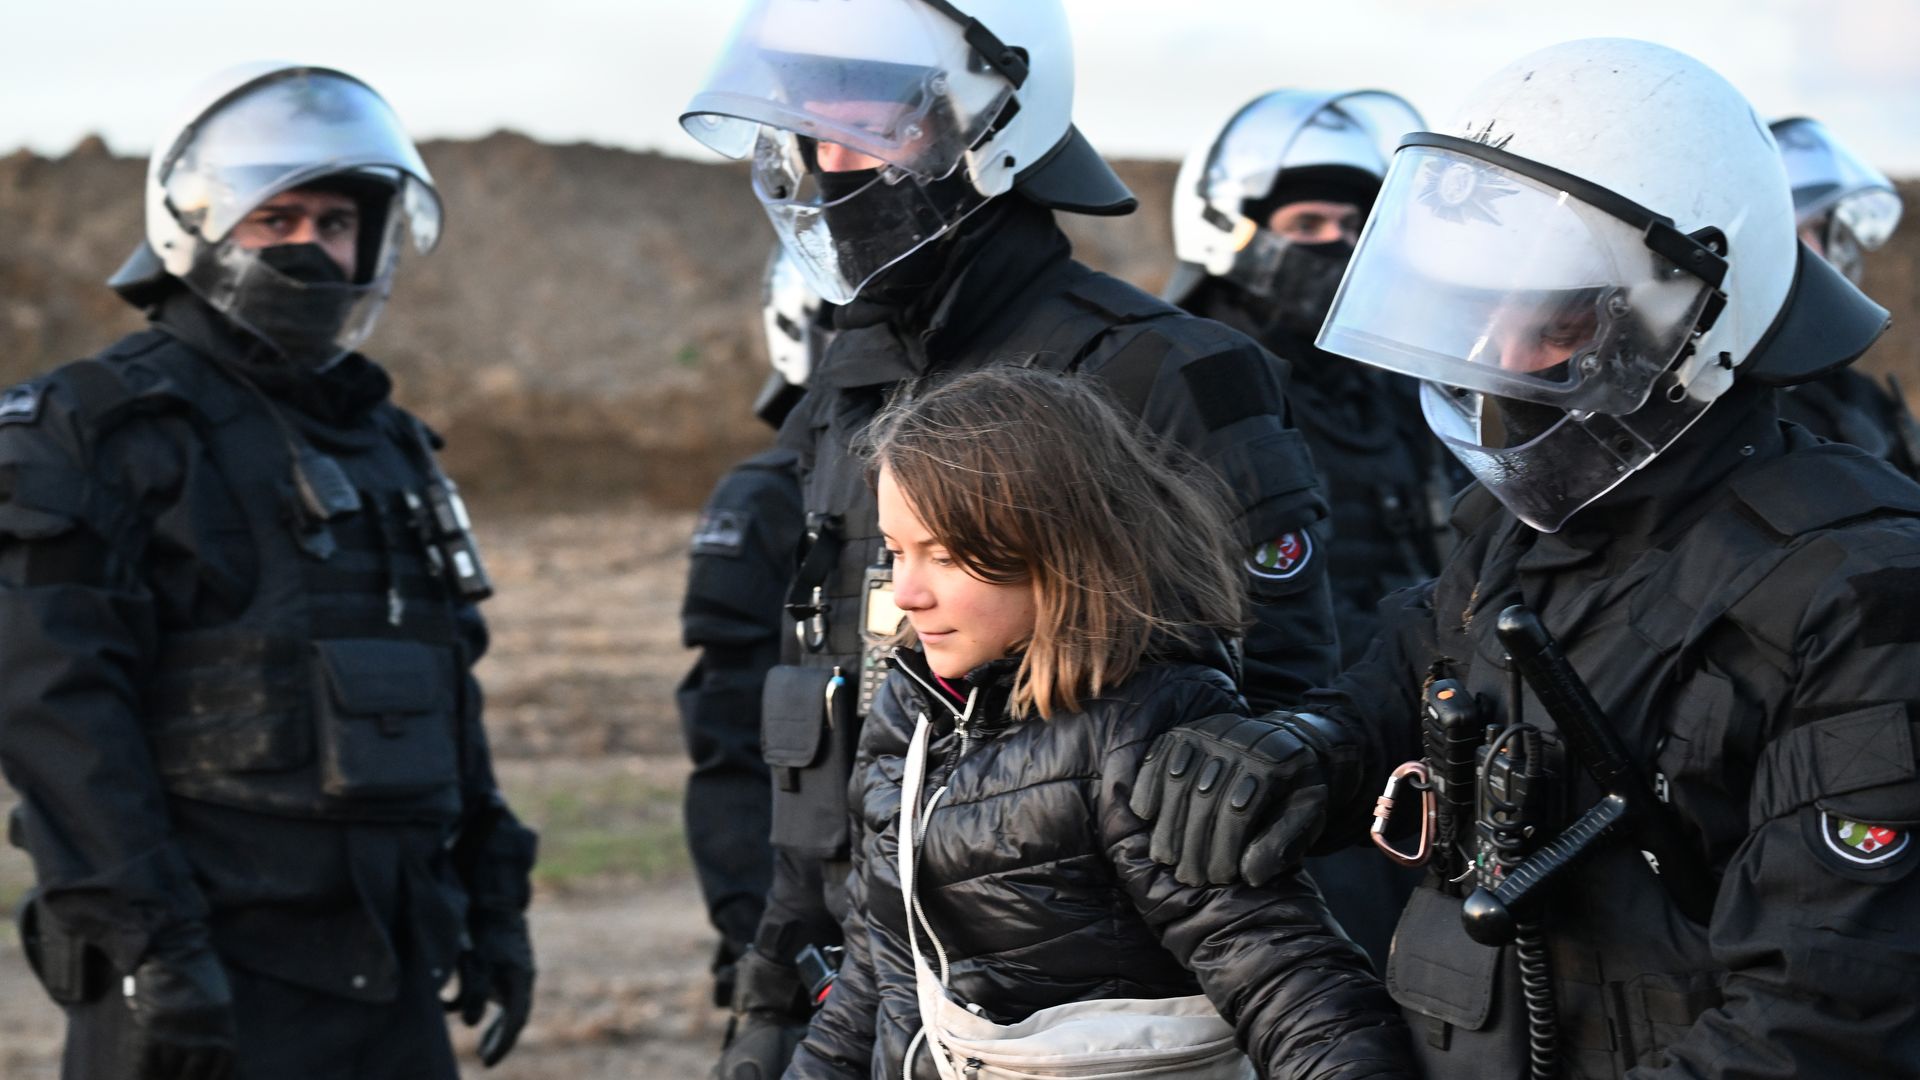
[0,135,1179,508]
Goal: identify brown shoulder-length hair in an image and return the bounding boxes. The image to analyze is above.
[867,366,1246,720]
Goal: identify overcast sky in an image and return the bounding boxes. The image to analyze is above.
[8,0,1917,172]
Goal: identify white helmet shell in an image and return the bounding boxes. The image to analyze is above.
[1171,89,1422,280]
[1440,38,1795,397]
[762,245,826,388]
[144,62,442,277]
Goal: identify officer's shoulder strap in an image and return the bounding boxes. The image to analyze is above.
[1730,442,1920,538]
[1019,263,1183,377]
[1650,443,1920,667]
[39,330,212,439]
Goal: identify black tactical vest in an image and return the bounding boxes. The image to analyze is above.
[1387,436,1920,1078]
[59,338,473,826]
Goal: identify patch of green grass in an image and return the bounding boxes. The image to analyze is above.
[500,769,691,888]
[674,343,702,369]
[533,820,689,888]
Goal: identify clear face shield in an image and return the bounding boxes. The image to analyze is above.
[680,0,1020,303]
[1180,90,1421,297]
[1772,117,1903,287]
[1319,134,1731,531]
[159,69,442,369]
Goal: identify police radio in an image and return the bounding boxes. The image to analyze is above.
[858,556,907,716]
[405,477,494,602]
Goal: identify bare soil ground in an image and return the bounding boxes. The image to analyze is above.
[0,504,736,1080]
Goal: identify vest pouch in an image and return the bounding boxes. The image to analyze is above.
[313,639,458,800]
[1386,884,1533,1079]
[762,664,857,858]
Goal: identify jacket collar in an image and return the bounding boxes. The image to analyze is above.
[889,647,1020,733]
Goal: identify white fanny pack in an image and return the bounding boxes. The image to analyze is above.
[897,713,1256,1080]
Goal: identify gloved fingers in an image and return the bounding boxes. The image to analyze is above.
[1205,769,1270,886]
[1128,734,1173,822]
[1175,754,1234,888]
[478,969,534,1067]
[443,955,491,1026]
[1145,737,1201,871]
[1240,784,1329,887]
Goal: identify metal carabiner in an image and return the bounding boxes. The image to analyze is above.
[1371,760,1436,867]
[794,585,829,653]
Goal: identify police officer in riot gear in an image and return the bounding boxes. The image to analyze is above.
[1163,89,1452,970]
[1769,116,1920,476]
[680,2,1338,1076]
[677,248,814,1016]
[1167,89,1457,664]
[1131,39,1920,1078]
[0,64,536,1079]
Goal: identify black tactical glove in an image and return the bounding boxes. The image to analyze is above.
[123,936,238,1080]
[1130,711,1362,887]
[446,909,536,1067]
[710,948,810,1080]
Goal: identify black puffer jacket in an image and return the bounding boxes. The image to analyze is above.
[785,643,1415,1079]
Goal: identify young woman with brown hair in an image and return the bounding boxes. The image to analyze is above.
[784,367,1413,1079]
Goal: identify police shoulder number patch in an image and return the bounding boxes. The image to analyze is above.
[1821,812,1910,867]
[690,508,749,558]
[0,383,42,427]
[1248,531,1313,581]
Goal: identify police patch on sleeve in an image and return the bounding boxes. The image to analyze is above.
[0,383,41,426]
[691,508,749,558]
[1248,531,1313,581]
[1821,812,1910,867]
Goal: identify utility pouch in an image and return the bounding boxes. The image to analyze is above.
[313,639,459,800]
[762,664,858,857]
[1386,885,1502,1033]
[16,890,97,1005]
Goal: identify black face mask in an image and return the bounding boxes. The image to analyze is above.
[235,243,362,369]
[814,168,978,310]
[1245,240,1353,342]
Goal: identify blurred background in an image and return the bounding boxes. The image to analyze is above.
[0,2,1915,1076]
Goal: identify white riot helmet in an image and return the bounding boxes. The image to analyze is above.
[112,62,443,370]
[1166,89,1422,310]
[1318,38,1887,532]
[1770,117,1903,285]
[681,0,1133,305]
[762,245,826,388]
[755,245,831,425]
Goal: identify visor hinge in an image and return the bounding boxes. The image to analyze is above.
[1643,221,1729,289]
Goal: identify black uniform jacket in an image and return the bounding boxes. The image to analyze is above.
[1776,367,1920,479]
[1179,279,1452,667]
[0,295,517,1004]
[787,641,1416,1080]
[778,199,1338,715]
[1307,389,1920,1077]
[678,447,804,951]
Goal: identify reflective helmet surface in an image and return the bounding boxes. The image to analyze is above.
[1171,89,1422,287]
[1770,116,1902,285]
[142,62,442,368]
[680,0,1128,303]
[1318,39,1803,531]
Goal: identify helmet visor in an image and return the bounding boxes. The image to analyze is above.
[1319,143,1719,415]
[752,126,987,304]
[160,69,441,255]
[680,0,1015,181]
[1421,378,1714,533]
[1772,117,1901,244]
